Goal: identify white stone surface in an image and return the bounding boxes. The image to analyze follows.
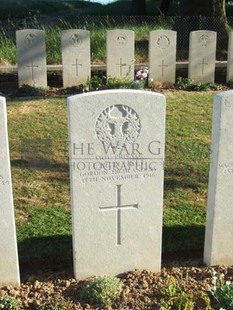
[204,90,233,266]
[188,30,217,83]
[16,29,47,88]
[0,97,20,286]
[227,32,233,82]
[68,90,166,278]
[61,29,91,87]
[107,30,135,80]
[149,30,177,84]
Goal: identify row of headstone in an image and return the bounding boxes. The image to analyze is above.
[16,29,233,89]
[2,88,233,285]
[67,89,233,278]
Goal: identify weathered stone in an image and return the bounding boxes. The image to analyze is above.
[0,97,20,286]
[149,30,177,84]
[188,30,217,83]
[204,90,233,266]
[107,30,135,80]
[227,32,233,82]
[16,29,47,88]
[61,29,91,87]
[68,89,166,278]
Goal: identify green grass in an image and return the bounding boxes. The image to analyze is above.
[163,91,212,252]
[6,90,215,264]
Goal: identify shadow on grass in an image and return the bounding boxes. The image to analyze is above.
[164,167,208,191]
[11,159,69,173]
[18,225,205,279]
[162,225,205,263]
[18,235,73,281]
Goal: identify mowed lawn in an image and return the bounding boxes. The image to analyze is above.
[6,90,215,263]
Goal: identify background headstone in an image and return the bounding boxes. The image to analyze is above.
[68,90,166,278]
[149,30,177,84]
[16,29,47,88]
[61,29,91,87]
[227,32,233,82]
[0,97,20,286]
[204,90,233,266]
[107,30,135,80]
[188,30,217,83]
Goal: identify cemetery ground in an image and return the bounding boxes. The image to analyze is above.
[1,89,233,309]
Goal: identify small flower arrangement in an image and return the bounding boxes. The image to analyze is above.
[135,66,149,82]
[210,269,233,310]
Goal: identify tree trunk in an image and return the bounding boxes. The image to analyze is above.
[129,0,147,16]
[212,0,230,51]
[213,0,227,16]
[174,0,230,58]
[180,0,230,49]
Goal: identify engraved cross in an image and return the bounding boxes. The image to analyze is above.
[26,60,39,83]
[99,184,138,246]
[116,58,127,76]
[72,58,82,77]
[159,60,168,77]
[199,58,208,75]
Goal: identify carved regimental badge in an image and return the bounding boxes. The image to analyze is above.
[157,35,170,50]
[198,35,210,47]
[96,105,141,147]
[25,34,36,45]
[71,34,82,45]
[116,35,127,45]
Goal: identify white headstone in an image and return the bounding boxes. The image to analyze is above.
[226,32,233,82]
[107,30,135,80]
[149,30,177,84]
[204,90,233,266]
[0,97,20,286]
[188,30,217,83]
[16,29,47,88]
[68,90,166,278]
[61,29,91,87]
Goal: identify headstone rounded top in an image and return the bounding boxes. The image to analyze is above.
[16,29,44,34]
[61,29,90,46]
[68,89,165,101]
[191,30,216,34]
[108,29,134,46]
[215,90,233,100]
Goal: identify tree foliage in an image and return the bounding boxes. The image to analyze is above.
[159,0,173,15]
[129,0,147,15]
